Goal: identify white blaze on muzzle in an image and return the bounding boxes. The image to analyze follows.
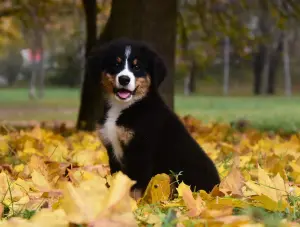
[116,45,136,92]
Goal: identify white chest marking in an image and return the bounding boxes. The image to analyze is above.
[101,104,124,164]
[100,45,135,164]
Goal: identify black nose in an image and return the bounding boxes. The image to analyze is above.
[118,75,130,86]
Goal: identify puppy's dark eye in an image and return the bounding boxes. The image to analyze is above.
[116,57,122,67]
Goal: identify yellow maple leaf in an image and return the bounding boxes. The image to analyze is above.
[59,180,105,224]
[43,143,68,162]
[245,166,273,200]
[250,195,288,212]
[23,147,37,155]
[71,149,99,166]
[244,166,290,211]
[219,155,245,196]
[93,172,137,226]
[30,208,68,227]
[59,171,136,225]
[14,164,24,173]
[0,137,9,155]
[28,155,48,176]
[138,173,171,205]
[181,184,206,217]
[0,217,32,227]
[177,181,191,197]
[31,170,52,191]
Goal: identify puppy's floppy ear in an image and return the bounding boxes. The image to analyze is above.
[141,44,168,88]
[152,53,168,88]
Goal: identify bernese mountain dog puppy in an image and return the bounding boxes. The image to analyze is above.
[88,38,220,199]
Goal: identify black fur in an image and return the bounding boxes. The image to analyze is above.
[91,38,220,194]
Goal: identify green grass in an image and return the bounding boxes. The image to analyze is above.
[0,88,300,132]
[176,95,300,133]
[0,88,80,107]
[0,88,80,121]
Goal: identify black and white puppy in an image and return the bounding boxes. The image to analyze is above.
[88,38,220,199]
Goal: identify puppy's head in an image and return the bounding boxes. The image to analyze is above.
[87,38,167,104]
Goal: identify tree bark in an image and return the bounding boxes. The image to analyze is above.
[254,2,269,95]
[76,0,99,131]
[29,57,37,100]
[35,30,45,99]
[29,35,43,100]
[184,59,197,96]
[267,52,278,95]
[266,35,283,95]
[140,0,177,109]
[283,31,292,96]
[223,36,230,95]
[24,5,45,100]
[36,49,45,99]
[261,46,270,94]
[253,44,265,95]
[77,0,177,131]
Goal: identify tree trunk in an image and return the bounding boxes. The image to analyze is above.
[141,0,177,109]
[29,57,37,100]
[37,50,45,99]
[35,30,45,99]
[76,0,99,131]
[267,53,278,95]
[223,36,230,95]
[254,2,270,95]
[77,0,177,131]
[26,6,45,100]
[283,31,292,96]
[184,59,197,96]
[267,36,283,95]
[74,0,85,85]
[261,46,270,94]
[253,44,265,95]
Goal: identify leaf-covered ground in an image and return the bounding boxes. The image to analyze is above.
[0,116,299,227]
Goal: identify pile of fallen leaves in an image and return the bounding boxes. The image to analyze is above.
[0,115,299,227]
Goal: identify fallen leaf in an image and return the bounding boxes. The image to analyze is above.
[182,184,206,217]
[138,173,171,205]
[219,154,245,196]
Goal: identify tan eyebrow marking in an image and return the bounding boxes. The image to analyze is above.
[133,59,138,65]
[117,57,122,63]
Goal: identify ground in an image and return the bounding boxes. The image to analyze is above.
[0,115,299,226]
[0,88,299,226]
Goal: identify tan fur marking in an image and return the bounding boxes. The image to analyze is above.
[135,74,151,98]
[133,59,138,65]
[117,57,122,63]
[101,72,116,95]
[117,126,134,145]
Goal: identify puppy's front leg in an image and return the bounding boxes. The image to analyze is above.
[106,144,122,174]
[126,152,153,200]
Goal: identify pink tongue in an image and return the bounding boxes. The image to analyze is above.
[117,91,131,99]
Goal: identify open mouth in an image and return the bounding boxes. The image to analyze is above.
[114,88,133,100]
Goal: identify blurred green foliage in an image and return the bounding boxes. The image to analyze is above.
[1,0,300,88]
